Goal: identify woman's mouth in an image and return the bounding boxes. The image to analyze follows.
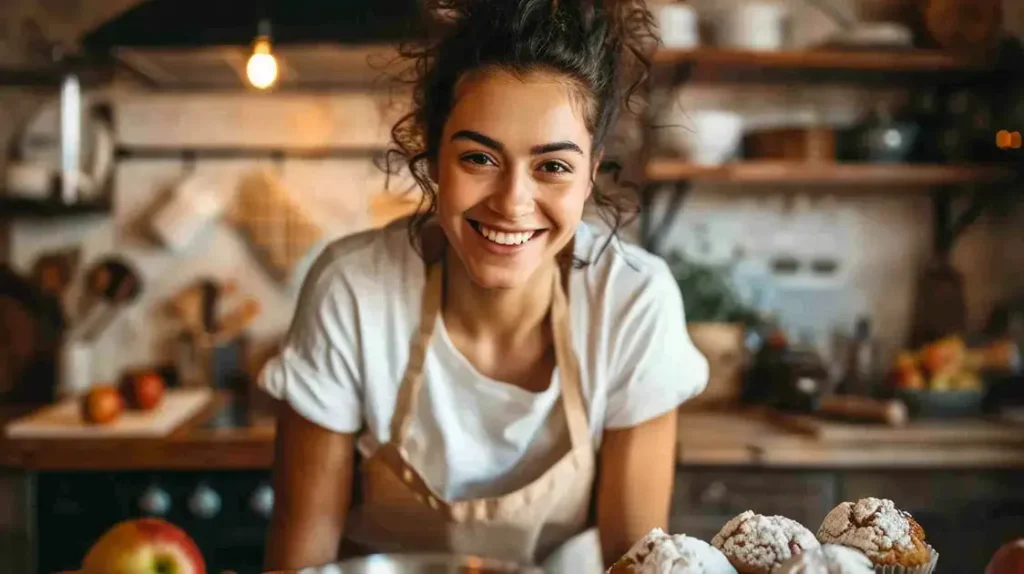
[467,219,544,247]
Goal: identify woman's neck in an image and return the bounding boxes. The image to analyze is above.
[442,252,555,343]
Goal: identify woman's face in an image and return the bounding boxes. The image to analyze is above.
[434,69,597,290]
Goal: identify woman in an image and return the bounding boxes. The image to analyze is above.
[259,0,709,570]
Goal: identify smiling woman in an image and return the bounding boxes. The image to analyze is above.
[258,1,710,573]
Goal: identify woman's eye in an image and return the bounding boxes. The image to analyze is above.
[539,161,571,174]
[461,153,495,167]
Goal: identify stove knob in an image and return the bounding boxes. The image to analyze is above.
[139,486,172,516]
[188,484,221,519]
[250,484,275,518]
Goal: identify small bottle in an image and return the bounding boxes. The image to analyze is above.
[841,316,879,396]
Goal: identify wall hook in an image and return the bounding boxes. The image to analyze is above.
[182,151,197,177]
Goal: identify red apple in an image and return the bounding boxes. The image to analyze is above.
[80,385,124,425]
[81,518,206,574]
[986,539,1024,574]
[119,371,166,411]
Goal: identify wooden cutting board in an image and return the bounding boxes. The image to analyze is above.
[4,388,212,439]
[769,412,1024,444]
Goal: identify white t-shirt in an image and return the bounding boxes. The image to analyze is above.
[259,219,708,501]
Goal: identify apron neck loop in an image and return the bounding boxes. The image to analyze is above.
[389,231,590,450]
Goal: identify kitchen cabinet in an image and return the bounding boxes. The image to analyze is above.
[670,468,1024,573]
[0,470,32,574]
[34,470,273,574]
[669,469,836,540]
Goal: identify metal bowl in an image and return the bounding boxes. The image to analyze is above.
[267,553,545,574]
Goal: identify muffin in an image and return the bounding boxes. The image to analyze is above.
[711,511,821,574]
[608,528,737,574]
[816,498,934,572]
[776,544,874,574]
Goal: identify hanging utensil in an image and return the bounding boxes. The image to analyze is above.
[69,257,142,342]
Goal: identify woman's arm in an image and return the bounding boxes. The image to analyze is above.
[595,408,679,566]
[264,401,356,571]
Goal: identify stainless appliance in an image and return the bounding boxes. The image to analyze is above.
[328,554,544,574]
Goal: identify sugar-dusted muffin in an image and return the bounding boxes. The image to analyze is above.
[608,528,737,574]
[776,544,874,574]
[711,511,821,574]
[816,498,931,568]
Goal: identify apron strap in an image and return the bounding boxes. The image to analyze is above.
[389,260,444,445]
[549,264,589,449]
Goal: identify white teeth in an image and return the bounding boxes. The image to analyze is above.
[478,224,536,246]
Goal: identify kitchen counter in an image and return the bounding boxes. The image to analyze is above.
[677,408,1024,468]
[0,395,276,471]
[3,399,1024,471]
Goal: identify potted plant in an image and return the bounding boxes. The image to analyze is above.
[666,251,761,410]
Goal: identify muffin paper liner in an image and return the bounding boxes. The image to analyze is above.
[874,544,938,574]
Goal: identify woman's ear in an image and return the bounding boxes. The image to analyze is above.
[589,150,605,199]
[428,160,439,184]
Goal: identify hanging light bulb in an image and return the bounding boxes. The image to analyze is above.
[246,20,278,90]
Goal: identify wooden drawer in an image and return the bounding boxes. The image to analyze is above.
[670,470,838,539]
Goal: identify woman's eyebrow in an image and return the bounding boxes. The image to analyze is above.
[451,130,584,156]
[530,141,583,156]
[451,130,504,152]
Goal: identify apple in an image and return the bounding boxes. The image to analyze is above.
[919,336,966,377]
[987,539,1024,574]
[120,371,166,411]
[81,518,206,574]
[80,385,124,425]
[890,352,926,390]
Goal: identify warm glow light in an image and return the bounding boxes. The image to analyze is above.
[997,130,1022,150]
[246,36,278,90]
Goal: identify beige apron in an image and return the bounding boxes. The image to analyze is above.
[343,251,603,572]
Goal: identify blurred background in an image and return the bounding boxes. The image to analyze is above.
[0,0,1022,572]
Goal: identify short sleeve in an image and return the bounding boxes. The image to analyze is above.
[258,254,364,434]
[603,260,709,429]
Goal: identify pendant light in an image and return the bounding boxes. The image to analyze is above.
[246,19,278,90]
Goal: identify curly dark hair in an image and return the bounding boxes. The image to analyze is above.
[383,0,656,265]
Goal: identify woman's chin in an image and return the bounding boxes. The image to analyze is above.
[463,264,535,291]
[454,256,544,291]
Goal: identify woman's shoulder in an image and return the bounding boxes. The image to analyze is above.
[299,218,421,300]
[573,223,676,302]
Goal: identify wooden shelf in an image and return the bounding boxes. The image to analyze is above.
[0,196,112,219]
[0,59,113,88]
[644,161,1017,186]
[115,144,388,161]
[653,47,989,73]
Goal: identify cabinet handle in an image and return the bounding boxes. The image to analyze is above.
[188,484,221,519]
[700,481,729,506]
[138,486,172,516]
[250,484,275,518]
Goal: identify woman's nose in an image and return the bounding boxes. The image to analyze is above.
[487,169,535,219]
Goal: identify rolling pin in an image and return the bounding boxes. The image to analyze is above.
[816,395,909,426]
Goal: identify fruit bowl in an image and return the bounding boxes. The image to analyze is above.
[896,388,985,419]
